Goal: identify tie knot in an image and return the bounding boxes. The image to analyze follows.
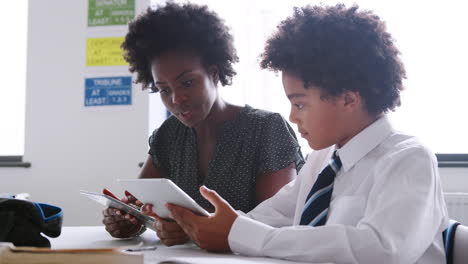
[330,151,342,173]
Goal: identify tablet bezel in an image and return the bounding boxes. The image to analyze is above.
[118,178,210,219]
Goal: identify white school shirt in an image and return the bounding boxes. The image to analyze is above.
[228,116,449,264]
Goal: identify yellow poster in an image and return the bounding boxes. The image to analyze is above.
[86,37,126,66]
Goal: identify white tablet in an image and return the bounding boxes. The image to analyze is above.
[79,190,156,231]
[118,178,210,219]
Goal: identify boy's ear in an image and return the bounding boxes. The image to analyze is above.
[342,91,361,112]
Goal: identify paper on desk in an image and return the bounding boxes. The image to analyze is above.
[143,241,332,264]
[158,255,330,264]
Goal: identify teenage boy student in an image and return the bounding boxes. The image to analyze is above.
[153,4,448,263]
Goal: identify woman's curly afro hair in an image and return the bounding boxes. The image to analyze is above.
[122,2,239,89]
[260,4,406,114]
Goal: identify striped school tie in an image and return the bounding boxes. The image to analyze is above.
[300,151,342,226]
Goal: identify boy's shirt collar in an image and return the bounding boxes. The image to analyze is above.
[336,115,394,172]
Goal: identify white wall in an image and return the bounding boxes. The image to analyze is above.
[440,168,468,193]
[0,0,151,226]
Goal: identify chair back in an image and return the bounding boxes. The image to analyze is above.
[453,222,468,264]
[444,219,468,264]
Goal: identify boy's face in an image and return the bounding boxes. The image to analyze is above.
[282,72,346,150]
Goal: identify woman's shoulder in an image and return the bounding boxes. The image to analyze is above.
[150,115,186,140]
[155,114,185,131]
[240,105,286,123]
[162,114,184,128]
[233,105,296,141]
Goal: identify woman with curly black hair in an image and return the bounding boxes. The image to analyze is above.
[166,4,448,263]
[102,2,304,246]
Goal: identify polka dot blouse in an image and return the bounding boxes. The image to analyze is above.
[148,105,304,213]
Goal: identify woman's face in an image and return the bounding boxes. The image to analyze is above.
[151,50,218,128]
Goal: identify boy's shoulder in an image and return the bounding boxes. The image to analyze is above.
[374,130,436,166]
[384,131,432,153]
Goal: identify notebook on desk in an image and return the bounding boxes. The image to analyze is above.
[0,242,143,264]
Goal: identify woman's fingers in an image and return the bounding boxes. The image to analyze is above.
[141,204,162,219]
[125,190,140,204]
[102,214,141,238]
[156,229,186,239]
[156,219,183,232]
[148,215,189,246]
[160,236,190,247]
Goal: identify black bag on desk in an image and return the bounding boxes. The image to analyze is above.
[0,198,63,247]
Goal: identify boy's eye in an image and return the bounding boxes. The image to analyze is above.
[294,103,304,109]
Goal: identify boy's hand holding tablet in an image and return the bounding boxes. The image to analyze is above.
[167,185,239,252]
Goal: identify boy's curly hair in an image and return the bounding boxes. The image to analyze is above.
[260,4,406,114]
[122,2,239,89]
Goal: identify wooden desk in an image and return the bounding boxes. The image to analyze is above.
[50,226,311,264]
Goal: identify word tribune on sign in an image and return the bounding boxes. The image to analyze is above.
[85,76,132,107]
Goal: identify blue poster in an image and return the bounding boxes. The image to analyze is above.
[85,76,132,106]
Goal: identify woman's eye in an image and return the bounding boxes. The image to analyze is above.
[159,88,169,94]
[182,79,193,88]
[148,82,158,93]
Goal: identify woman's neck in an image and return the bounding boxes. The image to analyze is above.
[193,98,240,137]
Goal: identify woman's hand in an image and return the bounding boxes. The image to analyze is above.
[141,204,189,246]
[102,189,144,238]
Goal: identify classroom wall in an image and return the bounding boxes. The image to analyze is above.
[0,0,152,226]
[440,168,468,193]
[1,0,467,227]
